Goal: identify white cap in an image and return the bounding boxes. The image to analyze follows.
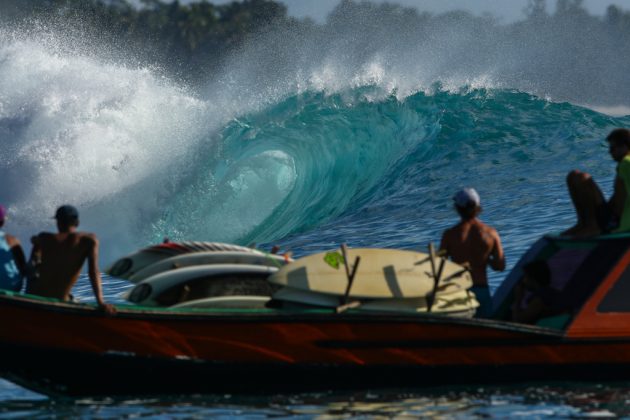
[453,188,480,208]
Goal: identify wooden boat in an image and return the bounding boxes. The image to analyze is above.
[2,234,630,397]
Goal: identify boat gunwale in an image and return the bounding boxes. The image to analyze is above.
[0,290,565,337]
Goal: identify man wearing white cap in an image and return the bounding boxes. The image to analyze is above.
[440,188,505,317]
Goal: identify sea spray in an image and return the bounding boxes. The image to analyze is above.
[2,6,630,266]
[0,28,215,258]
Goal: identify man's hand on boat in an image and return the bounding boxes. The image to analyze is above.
[97,301,117,315]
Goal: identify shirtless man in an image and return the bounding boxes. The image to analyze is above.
[27,205,115,314]
[563,128,630,237]
[0,205,27,291]
[440,188,505,317]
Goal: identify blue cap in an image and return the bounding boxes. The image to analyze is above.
[54,205,79,221]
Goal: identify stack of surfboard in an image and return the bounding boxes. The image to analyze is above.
[267,248,479,317]
[105,241,291,308]
[105,241,290,283]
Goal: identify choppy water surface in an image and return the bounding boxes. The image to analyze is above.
[1,380,630,418]
[3,5,630,417]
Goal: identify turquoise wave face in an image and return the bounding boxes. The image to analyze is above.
[151,88,629,273]
[150,87,441,245]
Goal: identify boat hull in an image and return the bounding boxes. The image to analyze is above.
[2,293,630,396]
[5,342,630,397]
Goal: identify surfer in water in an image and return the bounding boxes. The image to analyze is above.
[440,188,505,318]
[0,205,27,292]
[563,128,630,237]
[27,205,115,314]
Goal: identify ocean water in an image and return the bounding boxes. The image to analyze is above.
[2,9,630,418]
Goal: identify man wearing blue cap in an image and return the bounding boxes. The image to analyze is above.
[440,188,505,318]
[28,205,115,314]
[0,205,27,291]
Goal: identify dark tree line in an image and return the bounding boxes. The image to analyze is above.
[1,0,630,101]
[0,0,297,81]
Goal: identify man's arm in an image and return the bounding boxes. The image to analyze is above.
[86,235,116,314]
[488,230,506,272]
[29,235,41,263]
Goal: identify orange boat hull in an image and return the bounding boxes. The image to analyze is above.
[2,293,630,396]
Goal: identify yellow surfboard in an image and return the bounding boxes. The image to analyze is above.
[272,287,479,315]
[267,248,472,299]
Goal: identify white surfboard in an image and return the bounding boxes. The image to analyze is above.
[272,287,478,314]
[105,241,262,280]
[125,264,278,307]
[170,296,271,309]
[128,251,291,283]
[268,248,472,299]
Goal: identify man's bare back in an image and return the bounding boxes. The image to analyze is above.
[27,205,114,314]
[28,232,97,300]
[440,218,504,287]
[439,188,505,318]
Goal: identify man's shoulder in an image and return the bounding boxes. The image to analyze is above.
[77,232,98,244]
[32,232,55,242]
[442,224,459,237]
[472,219,499,235]
[35,232,55,237]
[34,231,98,244]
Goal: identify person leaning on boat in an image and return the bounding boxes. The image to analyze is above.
[563,128,630,237]
[27,205,116,314]
[0,205,27,292]
[511,260,567,324]
[440,188,505,318]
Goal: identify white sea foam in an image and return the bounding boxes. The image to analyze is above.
[0,28,301,262]
[0,30,215,259]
